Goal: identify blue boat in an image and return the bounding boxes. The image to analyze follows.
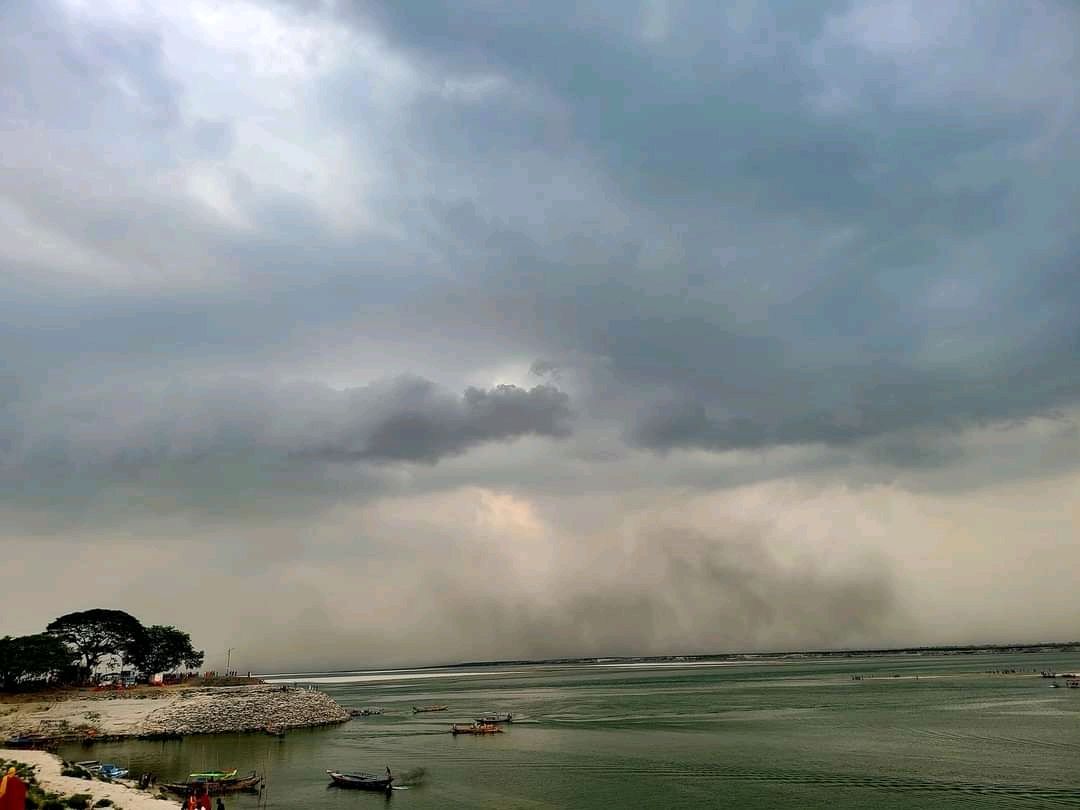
[100,764,129,779]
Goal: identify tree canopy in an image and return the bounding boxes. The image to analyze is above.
[127,625,205,677]
[3,608,203,689]
[0,634,77,690]
[46,609,145,680]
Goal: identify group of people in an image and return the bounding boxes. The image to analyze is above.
[183,788,226,810]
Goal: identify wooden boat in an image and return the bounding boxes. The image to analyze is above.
[475,712,513,724]
[412,705,448,713]
[451,722,502,735]
[326,769,393,792]
[2,734,50,749]
[190,769,238,781]
[159,772,262,796]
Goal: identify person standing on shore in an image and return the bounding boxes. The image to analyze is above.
[0,767,27,810]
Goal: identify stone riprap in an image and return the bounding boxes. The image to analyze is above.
[0,685,350,740]
[144,685,349,735]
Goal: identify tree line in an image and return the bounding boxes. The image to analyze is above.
[0,608,204,691]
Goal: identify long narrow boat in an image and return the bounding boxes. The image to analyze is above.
[451,723,502,735]
[159,773,262,796]
[326,770,393,792]
[475,712,513,724]
[412,705,448,713]
[2,734,50,749]
[190,769,238,780]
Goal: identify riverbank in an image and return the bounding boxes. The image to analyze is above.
[0,749,178,809]
[0,684,349,741]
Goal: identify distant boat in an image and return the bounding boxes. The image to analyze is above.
[451,723,502,735]
[412,705,448,713]
[326,769,393,792]
[349,707,383,717]
[100,764,128,779]
[160,772,262,796]
[475,712,513,724]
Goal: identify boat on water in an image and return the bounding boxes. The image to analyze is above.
[475,712,513,724]
[100,764,129,779]
[75,761,102,774]
[412,705,448,713]
[159,772,262,796]
[2,734,50,749]
[349,707,383,717]
[327,768,393,792]
[190,769,238,781]
[451,723,502,735]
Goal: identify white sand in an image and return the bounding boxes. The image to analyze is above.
[0,748,178,809]
[0,690,183,738]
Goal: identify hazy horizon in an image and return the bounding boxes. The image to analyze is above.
[3,0,1078,674]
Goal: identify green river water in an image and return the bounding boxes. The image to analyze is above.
[61,652,1080,808]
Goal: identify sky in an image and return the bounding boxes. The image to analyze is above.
[2,0,1078,673]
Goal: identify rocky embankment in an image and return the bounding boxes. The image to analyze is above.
[145,685,349,735]
[0,684,350,740]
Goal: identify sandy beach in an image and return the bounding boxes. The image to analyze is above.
[0,684,349,740]
[0,748,178,809]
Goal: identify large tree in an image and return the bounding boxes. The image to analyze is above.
[46,609,145,681]
[127,625,204,678]
[0,634,78,690]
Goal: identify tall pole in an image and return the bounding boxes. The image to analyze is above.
[226,648,234,676]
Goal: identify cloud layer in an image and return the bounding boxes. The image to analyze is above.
[2,0,1079,666]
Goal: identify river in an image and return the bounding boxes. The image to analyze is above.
[61,652,1080,808]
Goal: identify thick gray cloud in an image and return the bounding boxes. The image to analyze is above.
[2,0,1080,664]
[2,377,570,477]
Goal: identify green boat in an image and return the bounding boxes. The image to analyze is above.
[189,769,238,781]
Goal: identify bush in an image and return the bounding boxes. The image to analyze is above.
[65,795,93,809]
[93,801,113,808]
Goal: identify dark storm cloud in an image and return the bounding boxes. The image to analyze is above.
[310,378,572,463]
[3,0,1080,486]
[318,0,1080,457]
[0,377,572,486]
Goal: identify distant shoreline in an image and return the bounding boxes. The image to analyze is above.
[442,642,1080,669]
[259,642,1080,677]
